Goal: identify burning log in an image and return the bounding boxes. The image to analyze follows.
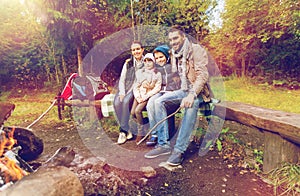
[4,126,44,162]
[0,127,29,187]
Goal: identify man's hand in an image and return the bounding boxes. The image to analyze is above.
[119,95,125,102]
[180,93,195,108]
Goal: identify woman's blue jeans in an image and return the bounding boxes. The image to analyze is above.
[113,91,134,132]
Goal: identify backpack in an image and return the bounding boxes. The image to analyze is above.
[72,74,110,101]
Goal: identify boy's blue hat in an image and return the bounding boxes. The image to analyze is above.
[154,45,170,60]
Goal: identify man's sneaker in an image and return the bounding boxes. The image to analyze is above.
[146,135,158,146]
[144,146,171,159]
[167,151,183,166]
[126,131,133,140]
[117,132,127,144]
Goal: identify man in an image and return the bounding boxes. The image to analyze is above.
[144,26,211,166]
[114,41,144,144]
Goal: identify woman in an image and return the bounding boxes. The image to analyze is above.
[114,41,144,144]
[145,45,181,146]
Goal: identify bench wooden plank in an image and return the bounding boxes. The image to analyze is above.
[62,99,101,107]
[214,101,300,145]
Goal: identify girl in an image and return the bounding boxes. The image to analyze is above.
[131,53,162,143]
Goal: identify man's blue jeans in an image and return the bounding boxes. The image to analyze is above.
[113,91,134,132]
[153,89,201,153]
[146,93,164,135]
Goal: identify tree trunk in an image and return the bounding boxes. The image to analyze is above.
[77,46,83,77]
[241,56,246,77]
[62,55,68,78]
[130,0,136,39]
[52,45,62,85]
[44,63,51,82]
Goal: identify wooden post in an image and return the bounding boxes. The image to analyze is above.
[263,131,300,172]
[57,92,62,120]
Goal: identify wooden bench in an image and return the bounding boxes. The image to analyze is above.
[213,101,300,172]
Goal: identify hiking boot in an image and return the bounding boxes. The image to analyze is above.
[126,131,133,140]
[167,151,183,166]
[144,146,171,159]
[146,135,158,146]
[117,132,127,144]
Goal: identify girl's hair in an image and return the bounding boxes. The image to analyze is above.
[131,40,143,48]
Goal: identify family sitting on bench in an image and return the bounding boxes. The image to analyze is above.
[113,25,211,166]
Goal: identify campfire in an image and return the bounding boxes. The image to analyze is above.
[0,102,150,195]
[0,128,83,196]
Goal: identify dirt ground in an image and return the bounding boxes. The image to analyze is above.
[25,114,277,196]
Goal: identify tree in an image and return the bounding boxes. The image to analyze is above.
[169,0,216,41]
[206,0,300,79]
[0,0,47,88]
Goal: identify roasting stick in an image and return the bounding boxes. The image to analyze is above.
[136,107,181,145]
[26,99,57,129]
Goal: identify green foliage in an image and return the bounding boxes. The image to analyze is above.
[253,149,263,165]
[215,127,239,151]
[169,0,215,40]
[206,0,300,81]
[1,0,299,91]
[109,0,215,41]
[0,0,47,88]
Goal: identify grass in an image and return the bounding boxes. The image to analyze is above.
[264,163,300,195]
[1,88,69,127]
[1,76,299,127]
[223,77,300,113]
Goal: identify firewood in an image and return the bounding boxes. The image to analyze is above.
[0,166,84,196]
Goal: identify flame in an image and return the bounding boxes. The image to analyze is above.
[0,127,16,156]
[0,157,27,183]
[0,127,28,184]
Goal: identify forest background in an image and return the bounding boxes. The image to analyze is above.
[0,0,299,94]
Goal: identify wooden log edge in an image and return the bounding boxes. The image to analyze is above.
[1,166,84,196]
